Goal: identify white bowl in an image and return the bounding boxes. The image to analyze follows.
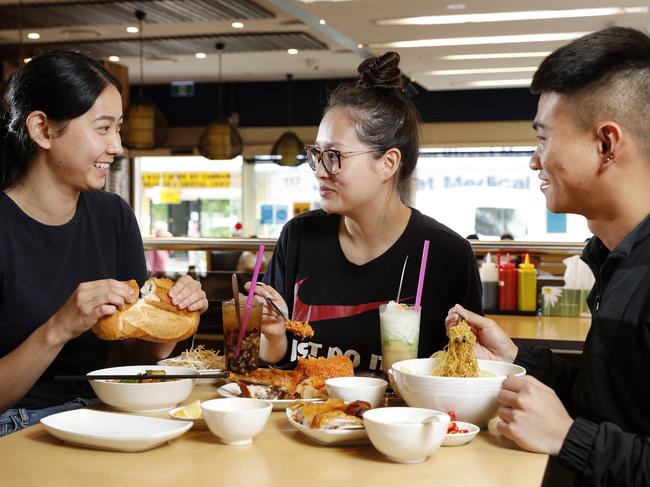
[88,365,197,413]
[201,398,272,446]
[390,358,526,427]
[363,407,449,464]
[442,421,480,447]
[325,377,388,408]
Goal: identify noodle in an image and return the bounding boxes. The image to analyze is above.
[432,320,480,378]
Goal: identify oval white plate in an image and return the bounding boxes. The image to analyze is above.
[217,383,321,411]
[41,409,192,452]
[285,408,368,446]
[442,421,480,447]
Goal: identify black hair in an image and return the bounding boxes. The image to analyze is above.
[325,52,420,201]
[531,27,650,157]
[0,50,121,191]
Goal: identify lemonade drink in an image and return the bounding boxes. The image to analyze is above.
[379,302,421,372]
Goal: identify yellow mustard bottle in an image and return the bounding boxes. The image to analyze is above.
[518,254,537,312]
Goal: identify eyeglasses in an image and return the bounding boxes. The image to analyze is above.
[304,145,381,175]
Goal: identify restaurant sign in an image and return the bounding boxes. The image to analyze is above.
[142,172,231,188]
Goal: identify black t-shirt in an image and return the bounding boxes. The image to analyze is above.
[0,190,147,410]
[263,208,483,372]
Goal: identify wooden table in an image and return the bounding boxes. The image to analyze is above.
[487,314,591,353]
[0,386,549,487]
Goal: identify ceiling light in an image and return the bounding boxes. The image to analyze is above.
[126,26,139,33]
[446,3,466,10]
[370,32,589,49]
[468,79,532,87]
[287,48,299,55]
[195,52,207,59]
[376,7,647,26]
[231,21,244,29]
[425,66,537,76]
[441,51,550,60]
[23,57,32,63]
[108,55,120,62]
[27,32,40,39]
[319,19,327,25]
[357,43,363,49]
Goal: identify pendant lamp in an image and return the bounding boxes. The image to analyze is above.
[271,74,304,166]
[198,42,243,160]
[121,10,169,150]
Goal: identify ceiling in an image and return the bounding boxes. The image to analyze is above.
[0,0,648,91]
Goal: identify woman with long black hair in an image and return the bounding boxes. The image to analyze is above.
[0,50,208,435]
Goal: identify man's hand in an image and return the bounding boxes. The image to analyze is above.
[445,304,518,363]
[496,375,574,455]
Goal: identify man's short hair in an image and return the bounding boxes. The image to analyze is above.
[531,27,650,158]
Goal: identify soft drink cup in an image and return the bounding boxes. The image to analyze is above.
[222,300,263,374]
[379,302,421,373]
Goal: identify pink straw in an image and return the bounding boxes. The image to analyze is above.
[233,244,265,359]
[414,240,430,310]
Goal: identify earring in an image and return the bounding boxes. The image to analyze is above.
[605,153,615,162]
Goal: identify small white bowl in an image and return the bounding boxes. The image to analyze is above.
[88,365,197,413]
[201,398,272,446]
[363,407,450,464]
[442,421,480,447]
[325,376,388,408]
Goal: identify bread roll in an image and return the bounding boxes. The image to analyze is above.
[92,278,200,343]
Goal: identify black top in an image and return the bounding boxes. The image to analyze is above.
[516,214,650,486]
[263,208,483,371]
[0,191,147,410]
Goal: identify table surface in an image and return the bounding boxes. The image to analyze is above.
[487,314,590,351]
[0,386,549,487]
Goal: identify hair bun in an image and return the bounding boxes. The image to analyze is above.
[357,51,403,91]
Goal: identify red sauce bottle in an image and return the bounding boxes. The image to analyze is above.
[498,254,518,311]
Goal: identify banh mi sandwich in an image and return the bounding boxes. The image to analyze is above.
[92,278,200,343]
[228,355,355,400]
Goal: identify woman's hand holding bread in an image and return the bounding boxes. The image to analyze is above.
[46,279,136,346]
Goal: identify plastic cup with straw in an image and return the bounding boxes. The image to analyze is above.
[233,245,265,360]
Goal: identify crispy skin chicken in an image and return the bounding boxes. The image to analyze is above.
[228,355,354,400]
[285,320,314,339]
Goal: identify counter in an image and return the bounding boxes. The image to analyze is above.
[488,314,590,352]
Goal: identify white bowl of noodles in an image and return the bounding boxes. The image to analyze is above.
[389,358,525,427]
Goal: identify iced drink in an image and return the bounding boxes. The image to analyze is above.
[379,302,421,373]
[222,300,263,374]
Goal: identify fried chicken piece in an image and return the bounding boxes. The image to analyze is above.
[228,368,303,396]
[285,320,314,339]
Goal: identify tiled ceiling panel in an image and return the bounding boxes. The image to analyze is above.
[0,31,327,58]
[0,0,273,29]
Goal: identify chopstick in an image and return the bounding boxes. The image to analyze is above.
[54,373,229,381]
[235,273,288,321]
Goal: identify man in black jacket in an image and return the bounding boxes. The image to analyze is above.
[447,27,650,486]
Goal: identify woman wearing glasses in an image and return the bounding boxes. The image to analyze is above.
[255,52,482,371]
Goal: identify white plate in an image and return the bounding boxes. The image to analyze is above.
[41,409,192,452]
[217,383,321,411]
[285,408,368,446]
[442,421,480,447]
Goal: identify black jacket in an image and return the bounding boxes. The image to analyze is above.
[516,214,650,486]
